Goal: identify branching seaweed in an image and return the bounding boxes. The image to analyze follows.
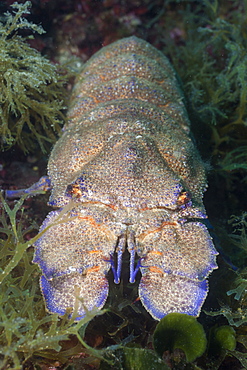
[163,0,247,188]
[0,194,109,369]
[205,210,247,367]
[166,0,247,130]
[220,146,247,172]
[227,212,247,268]
[0,1,68,153]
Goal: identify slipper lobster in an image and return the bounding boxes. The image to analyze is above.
[24,36,217,320]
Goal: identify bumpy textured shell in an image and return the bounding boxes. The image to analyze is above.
[33,36,218,320]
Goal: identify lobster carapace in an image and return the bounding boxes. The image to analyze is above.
[24,36,217,320]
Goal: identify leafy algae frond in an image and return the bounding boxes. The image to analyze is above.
[0,1,67,153]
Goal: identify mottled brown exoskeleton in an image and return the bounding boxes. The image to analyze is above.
[29,37,218,320]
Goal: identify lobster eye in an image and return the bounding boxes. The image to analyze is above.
[177,190,191,207]
[66,183,82,199]
[66,176,87,199]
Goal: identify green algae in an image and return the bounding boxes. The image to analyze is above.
[206,325,236,368]
[220,146,247,172]
[163,0,247,189]
[0,194,109,369]
[0,1,67,153]
[206,306,247,367]
[153,313,207,363]
[166,0,247,129]
[100,347,169,370]
[224,212,247,269]
[212,326,236,352]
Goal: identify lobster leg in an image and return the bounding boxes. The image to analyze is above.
[4,176,51,199]
[128,231,140,283]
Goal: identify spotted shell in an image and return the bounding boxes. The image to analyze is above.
[33,36,218,320]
